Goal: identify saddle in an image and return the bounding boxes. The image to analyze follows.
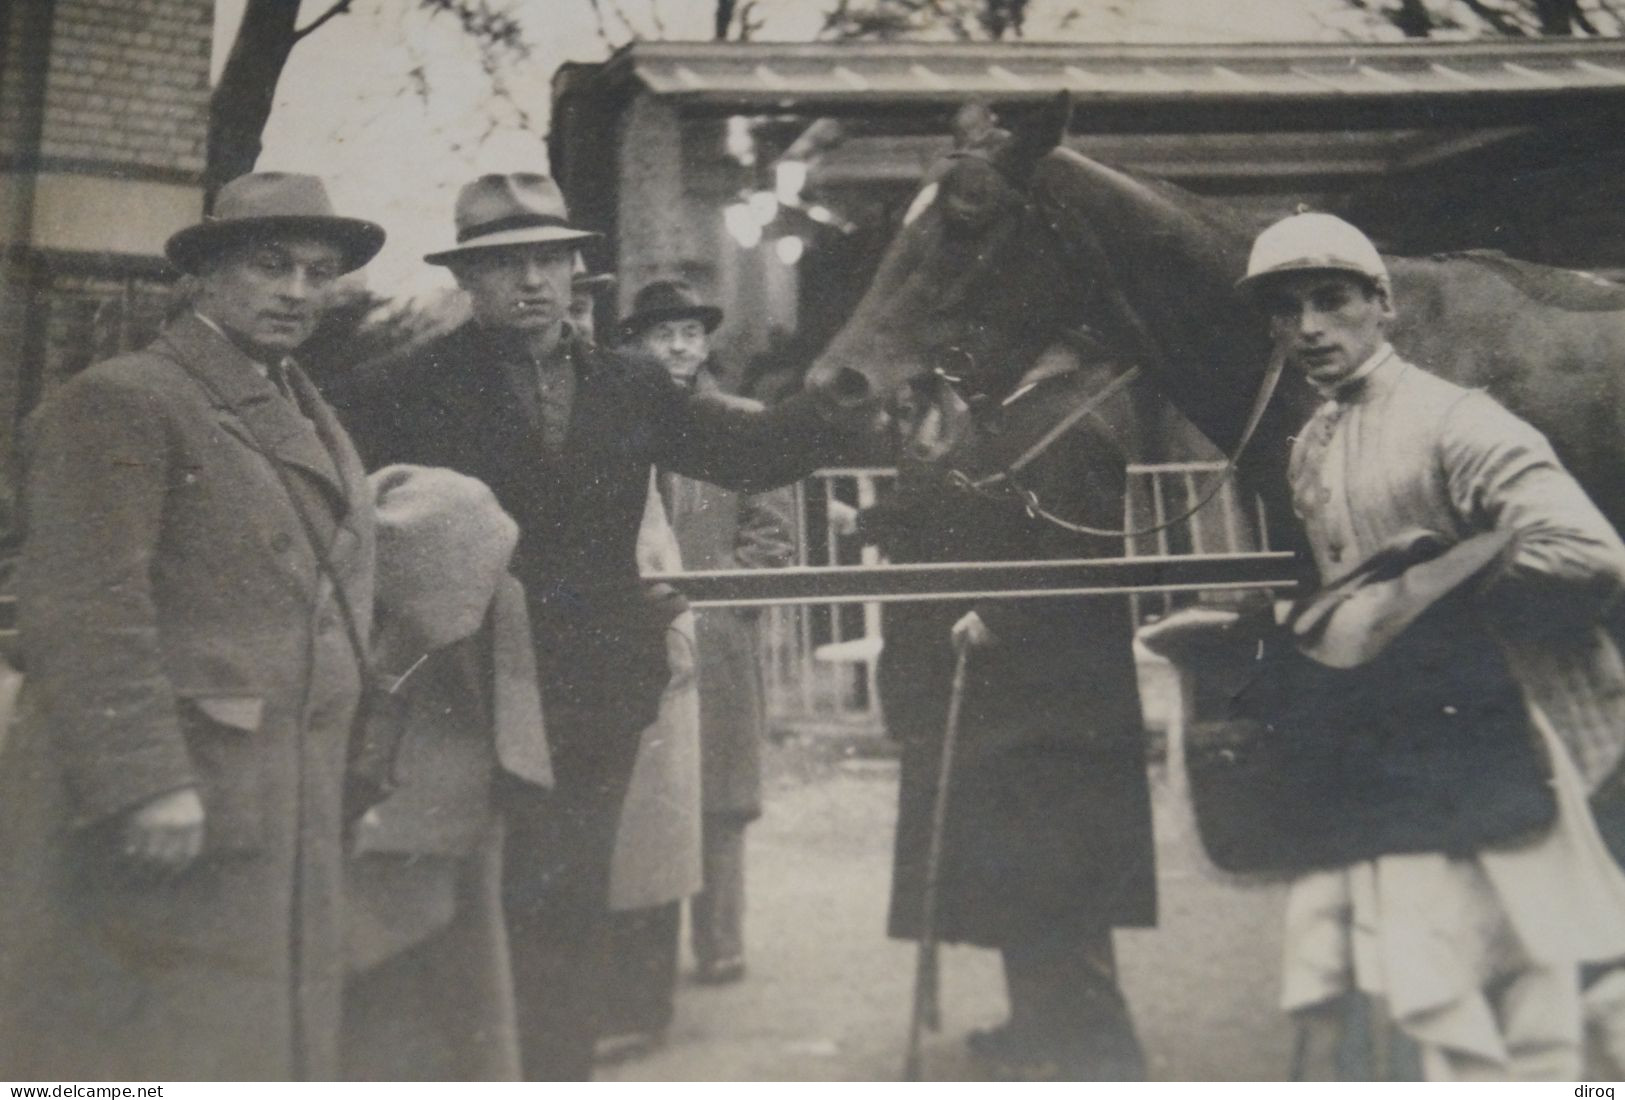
[1139,528,1556,875]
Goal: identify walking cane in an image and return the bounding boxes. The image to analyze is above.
[902,639,970,1081]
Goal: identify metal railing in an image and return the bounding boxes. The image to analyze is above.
[759,467,894,735]
[757,463,1268,736]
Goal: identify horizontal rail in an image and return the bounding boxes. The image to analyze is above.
[648,551,1301,607]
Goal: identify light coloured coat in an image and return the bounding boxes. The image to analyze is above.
[665,367,795,819]
[1288,347,1625,790]
[609,473,703,911]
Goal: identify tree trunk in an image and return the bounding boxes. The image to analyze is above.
[1394,0,1434,36]
[204,0,304,206]
[715,0,737,38]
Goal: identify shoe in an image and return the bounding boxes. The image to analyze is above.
[694,957,747,985]
[966,1023,1063,1081]
[594,1029,667,1065]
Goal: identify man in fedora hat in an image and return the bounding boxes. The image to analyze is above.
[1236,211,1625,1079]
[0,172,384,1079]
[567,256,614,347]
[620,279,793,994]
[333,172,867,1080]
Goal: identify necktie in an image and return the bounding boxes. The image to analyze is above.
[267,359,299,407]
[1291,398,1344,524]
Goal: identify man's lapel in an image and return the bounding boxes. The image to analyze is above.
[158,314,347,510]
[426,325,542,449]
[286,363,368,534]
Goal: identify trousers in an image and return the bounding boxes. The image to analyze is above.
[1001,929,1146,1080]
[692,813,749,966]
[501,708,643,1081]
[603,902,681,1039]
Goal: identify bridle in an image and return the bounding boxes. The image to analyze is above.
[931,344,1285,540]
[926,183,1287,539]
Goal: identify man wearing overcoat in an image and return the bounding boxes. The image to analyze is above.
[331,172,867,1079]
[0,173,383,1079]
[619,279,796,987]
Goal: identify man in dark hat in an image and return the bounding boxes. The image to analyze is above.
[332,173,867,1080]
[0,173,384,1079]
[620,280,793,990]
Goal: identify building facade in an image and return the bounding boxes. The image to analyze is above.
[0,0,211,503]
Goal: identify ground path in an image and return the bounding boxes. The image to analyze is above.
[601,735,1294,1081]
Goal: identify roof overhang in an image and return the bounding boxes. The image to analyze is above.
[563,38,1625,133]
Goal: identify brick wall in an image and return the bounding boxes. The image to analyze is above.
[0,0,210,508]
[38,0,211,176]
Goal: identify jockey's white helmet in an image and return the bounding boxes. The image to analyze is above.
[1237,212,1388,294]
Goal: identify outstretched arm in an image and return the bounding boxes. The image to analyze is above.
[648,359,873,493]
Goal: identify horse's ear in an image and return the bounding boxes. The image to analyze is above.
[1000,91,1072,182]
[951,102,1000,150]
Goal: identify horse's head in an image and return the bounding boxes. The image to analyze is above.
[806,96,1086,405]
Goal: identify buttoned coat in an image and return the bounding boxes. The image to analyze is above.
[0,314,375,1080]
[877,352,1158,948]
[1287,350,1625,793]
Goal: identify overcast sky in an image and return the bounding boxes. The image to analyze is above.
[210,0,1392,300]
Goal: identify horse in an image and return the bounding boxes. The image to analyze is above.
[805,95,1625,548]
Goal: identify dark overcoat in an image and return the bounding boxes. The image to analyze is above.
[0,315,375,1079]
[878,356,1158,949]
[331,324,842,752]
[665,368,796,820]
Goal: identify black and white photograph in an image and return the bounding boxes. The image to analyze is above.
[3,0,1625,1085]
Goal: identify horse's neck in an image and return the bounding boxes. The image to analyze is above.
[1038,150,1317,470]
[1033,151,1332,547]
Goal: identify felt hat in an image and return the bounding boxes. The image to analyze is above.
[619,279,723,343]
[424,172,599,265]
[370,464,519,660]
[571,253,615,292]
[165,172,385,275]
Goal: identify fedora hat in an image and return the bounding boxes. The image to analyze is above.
[571,253,615,292]
[165,172,385,275]
[425,173,599,266]
[619,279,723,343]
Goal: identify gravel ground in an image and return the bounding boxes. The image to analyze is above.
[600,734,1295,1082]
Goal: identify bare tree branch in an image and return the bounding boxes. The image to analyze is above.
[603,0,643,40]
[293,0,354,42]
[207,0,302,197]
[1457,0,1532,34]
[738,0,765,39]
[581,0,618,47]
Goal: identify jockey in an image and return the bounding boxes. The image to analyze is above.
[1239,211,1625,1081]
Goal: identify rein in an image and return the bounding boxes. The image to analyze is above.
[940,346,1284,539]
